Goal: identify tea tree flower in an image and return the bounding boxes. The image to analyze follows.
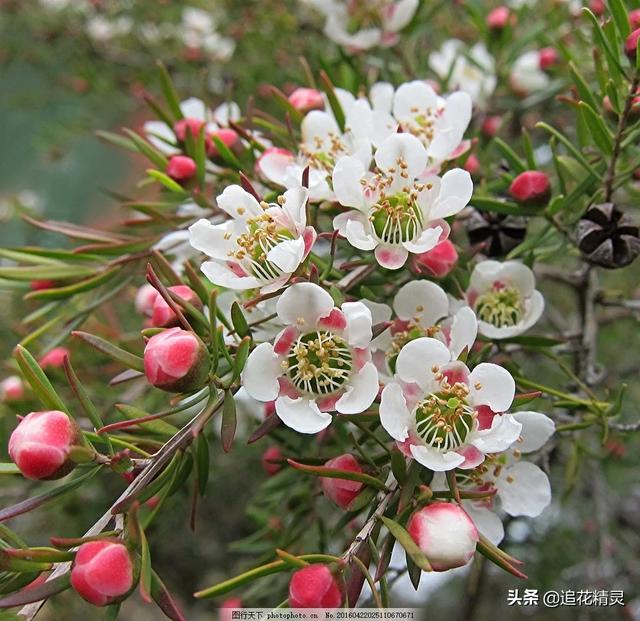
[429,40,497,109]
[257,100,372,201]
[380,337,521,471]
[306,0,419,51]
[289,564,343,608]
[433,411,555,543]
[332,133,472,269]
[365,81,472,170]
[189,186,316,293]
[466,260,544,339]
[242,283,379,433]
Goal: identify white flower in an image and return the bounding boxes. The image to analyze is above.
[365,80,472,171]
[189,186,316,294]
[143,98,240,156]
[429,40,497,109]
[380,336,522,471]
[364,281,478,378]
[332,133,473,269]
[466,260,544,339]
[242,282,380,433]
[433,410,555,544]
[179,7,235,61]
[306,0,419,51]
[256,95,372,201]
[86,15,132,42]
[510,51,550,95]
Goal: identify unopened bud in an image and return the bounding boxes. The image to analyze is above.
[288,88,325,113]
[625,28,640,60]
[409,239,459,278]
[538,47,559,70]
[1,376,24,402]
[288,564,343,609]
[320,454,363,509]
[508,170,551,207]
[166,155,197,182]
[486,6,514,30]
[261,446,283,476]
[151,285,202,328]
[38,347,70,370]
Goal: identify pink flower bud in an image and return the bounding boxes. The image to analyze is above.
[166,156,197,182]
[407,503,479,571]
[210,128,240,156]
[463,154,480,176]
[173,117,206,142]
[288,87,325,113]
[135,283,158,317]
[1,376,24,402]
[288,565,343,609]
[509,170,551,207]
[486,6,513,29]
[221,597,243,621]
[320,454,363,509]
[589,0,605,16]
[30,279,56,291]
[143,327,210,392]
[151,285,202,328]
[625,28,640,60]
[481,115,502,137]
[261,446,283,476]
[38,347,70,370]
[630,9,640,30]
[8,410,80,480]
[409,239,459,278]
[538,47,559,70]
[70,541,137,607]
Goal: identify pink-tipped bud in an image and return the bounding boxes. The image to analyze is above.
[630,9,640,30]
[481,115,502,137]
[38,347,70,370]
[288,565,343,609]
[486,6,514,29]
[509,170,551,207]
[407,503,479,571]
[135,283,159,317]
[30,279,56,291]
[409,239,459,278]
[143,327,210,392]
[261,446,283,476]
[288,87,325,113]
[589,0,605,16]
[151,285,202,328]
[320,454,363,509]
[626,28,640,60]
[1,376,24,402]
[8,410,80,480]
[166,155,197,182]
[70,541,137,607]
[463,154,480,176]
[221,597,243,621]
[538,47,559,70]
[173,117,206,142]
[210,128,240,156]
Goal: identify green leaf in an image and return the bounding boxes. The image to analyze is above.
[211,136,243,171]
[0,573,71,608]
[151,570,187,621]
[390,450,406,484]
[0,464,20,475]
[536,122,602,178]
[157,62,183,121]
[232,337,251,382]
[578,102,614,153]
[492,138,526,174]
[569,62,600,111]
[608,0,630,39]
[380,517,432,572]
[72,331,145,373]
[146,170,189,194]
[470,197,536,216]
[287,459,387,490]
[0,468,100,523]
[139,527,153,603]
[25,268,119,300]
[230,302,250,338]
[0,264,95,281]
[195,434,210,496]
[476,534,527,579]
[114,404,179,436]
[123,129,169,169]
[582,8,627,82]
[14,345,67,412]
[221,391,237,453]
[104,603,121,621]
[319,71,345,132]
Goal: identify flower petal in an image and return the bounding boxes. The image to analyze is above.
[332,156,367,209]
[345,218,377,251]
[430,168,473,219]
[266,238,305,273]
[447,306,478,359]
[396,337,451,390]
[375,133,428,179]
[393,280,449,325]
[512,411,555,453]
[379,382,412,441]
[257,148,295,185]
[469,363,515,412]
[275,396,332,434]
[410,444,465,471]
[200,261,261,290]
[342,301,373,347]
[281,186,309,228]
[242,343,282,401]
[188,219,234,260]
[276,282,335,329]
[470,414,522,453]
[402,225,443,254]
[463,503,504,545]
[216,185,262,220]
[374,244,408,269]
[497,462,551,517]
[336,362,379,414]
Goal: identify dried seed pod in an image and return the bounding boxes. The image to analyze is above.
[576,203,640,269]
[465,208,527,257]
